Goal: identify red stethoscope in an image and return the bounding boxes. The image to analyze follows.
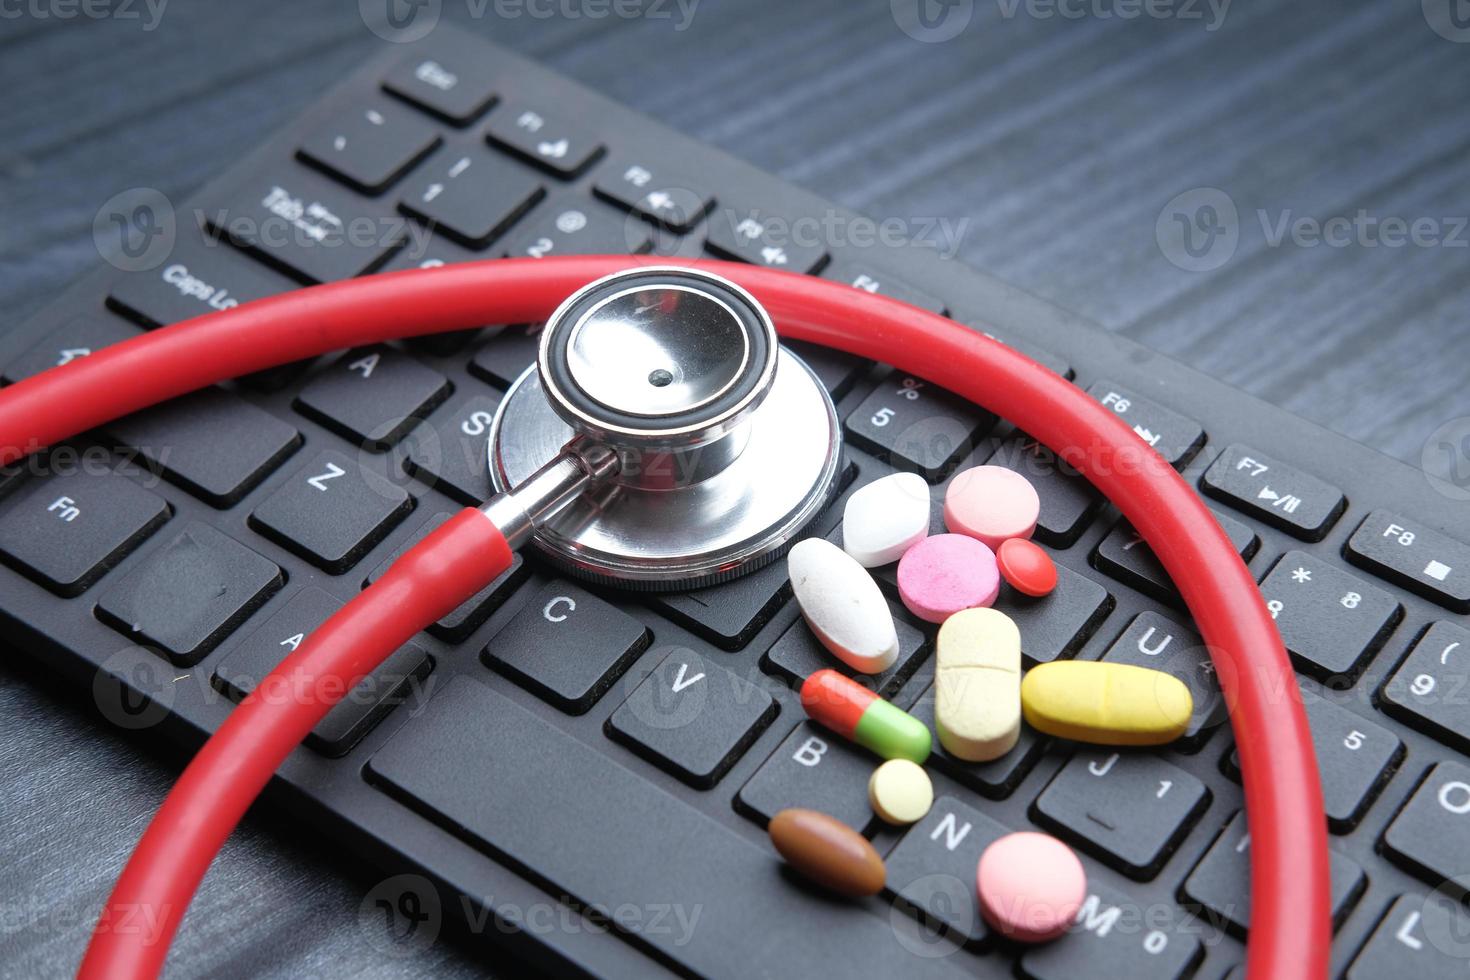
[0,257,1328,979]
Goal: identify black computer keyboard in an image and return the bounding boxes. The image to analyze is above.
[3,26,1468,980]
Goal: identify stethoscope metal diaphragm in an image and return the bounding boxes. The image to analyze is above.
[488,266,844,590]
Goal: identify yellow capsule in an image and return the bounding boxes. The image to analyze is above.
[1020,661,1192,746]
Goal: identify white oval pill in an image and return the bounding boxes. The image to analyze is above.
[788,538,900,674]
[934,607,1022,762]
[842,472,932,567]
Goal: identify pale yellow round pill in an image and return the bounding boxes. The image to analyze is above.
[867,759,934,825]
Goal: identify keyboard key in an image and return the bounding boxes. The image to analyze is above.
[736,721,877,833]
[107,233,295,329]
[402,390,500,505]
[1384,760,1470,888]
[382,52,498,125]
[846,374,994,479]
[3,312,141,384]
[298,102,441,195]
[106,387,302,507]
[1348,893,1470,979]
[1092,510,1258,604]
[485,581,648,713]
[1382,622,1470,754]
[96,522,282,665]
[209,167,404,283]
[783,340,868,400]
[250,449,412,573]
[608,647,777,787]
[1100,613,1225,751]
[985,434,1102,547]
[367,677,972,977]
[593,158,714,233]
[212,587,432,756]
[1259,551,1402,681]
[884,796,1011,945]
[993,562,1113,665]
[501,193,649,258]
[1224,696,1402,833]
[762,610,927,698]
[294,346,450,450]
[374,236,488,355]
[970,325,1074,381]
[1018,881,1203,980]
[907,685,1046,798]
[651,554,793,650]
[1201,444,1346,541]
[365,513,526,641]
[1182,810,1364,938]
[705,207,828,273]
[468,326,540,389]
[1347,511,1470,613]
[1033,749,1209,879]
[1087,382,1205,467]
[485,104,604,178]
[822,261,947,315]
[0,469,169,597]
[399,145,544,248]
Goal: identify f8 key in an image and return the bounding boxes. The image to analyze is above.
[1347,511,1470,613]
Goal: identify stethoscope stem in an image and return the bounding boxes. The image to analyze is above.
[479,439,619,549]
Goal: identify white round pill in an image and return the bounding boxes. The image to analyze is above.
[868,759,934,825]
[788,538,900,674]
[841,472,932,567]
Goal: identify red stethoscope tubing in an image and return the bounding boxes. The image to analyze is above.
[1,257,1325,980]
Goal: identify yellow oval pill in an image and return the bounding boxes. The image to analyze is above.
[934,607,1021,762]
[868,759,934,825]
[1020,661,1192,746]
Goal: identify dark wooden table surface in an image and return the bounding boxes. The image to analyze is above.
[1,1,1466,976]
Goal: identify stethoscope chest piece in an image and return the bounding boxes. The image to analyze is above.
[489,266,843,590]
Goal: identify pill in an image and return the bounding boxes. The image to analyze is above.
[934,608,1021,762]
[996,537,1057,597]
[768,808,886,897]
[801,669,931,763]
[1021,661,1193,746]
[944,465,1040,551]
[977,832,1086,943]
[842,472,932,567]
[868,759,934,825]
[896,533,999,623]
[788,537,899,674]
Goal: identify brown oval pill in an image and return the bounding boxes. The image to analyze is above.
[768,808,885,897]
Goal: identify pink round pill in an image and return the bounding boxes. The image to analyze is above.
[977,832,1086,943]
[896,533,999,624]
[944,465,1040,551]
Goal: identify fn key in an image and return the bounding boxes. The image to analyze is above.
[0,470,169,597]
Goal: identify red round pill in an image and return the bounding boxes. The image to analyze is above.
[996,538,1057,597]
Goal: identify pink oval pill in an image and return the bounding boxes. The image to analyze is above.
[944,465,1040,551]
[896,533,999,624]
[977,832,1086,943]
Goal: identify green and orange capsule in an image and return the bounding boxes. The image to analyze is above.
[800,669,931,764]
